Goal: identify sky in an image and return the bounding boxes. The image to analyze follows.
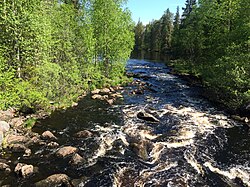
[126,0,186,24]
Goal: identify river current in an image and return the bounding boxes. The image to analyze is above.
[1,59,250,186]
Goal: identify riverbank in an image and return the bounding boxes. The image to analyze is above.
[168,60,250,121]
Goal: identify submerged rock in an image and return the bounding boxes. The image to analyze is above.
[35,174,71,187]
[56,146,78,158]
[137,111,160,122]
[74,130,93,138]
[130,140,151,160]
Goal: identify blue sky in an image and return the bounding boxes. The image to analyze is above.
[126,0,186,24]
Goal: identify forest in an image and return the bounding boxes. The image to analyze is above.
[133,0,250,112]
[1,0,249,114]
[0,0,134,112]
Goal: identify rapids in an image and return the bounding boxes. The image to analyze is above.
[1,59,249,186]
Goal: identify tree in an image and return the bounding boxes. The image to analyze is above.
[90,0,134,76]
[160,8,174,55]
[134,19,145,52]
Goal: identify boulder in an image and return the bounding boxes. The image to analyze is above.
[70,153,85,165]
[6,135,29,144]
[0,121,10,133]
[56,146,78,158]
[15,163,34,178]
[35,174,71,187]
[137,111,160,122]
[74,130,93,138]
[41,131,57,141]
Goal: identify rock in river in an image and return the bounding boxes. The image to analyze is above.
[74,130,93,138]
[70,153,85,165]
[6,134,29,144]
[15,163,34,178]
[56,146,78,158]
[41,131,57,141]
[35,174,71,187]
[137,111,160,122]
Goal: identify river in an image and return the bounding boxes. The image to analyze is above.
[1,59,250,186]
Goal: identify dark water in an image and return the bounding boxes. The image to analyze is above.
[1,59,250,186]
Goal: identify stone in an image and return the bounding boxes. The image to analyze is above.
[70,153,85,165]
[35,174,71,187]
[137,111,160,122]
[91,89,100,95]
[6,135,29,144]
[15,163,34,178]
[100,88,110,93]
[91,94,103,100]
[74,130,93,138]
[56,146,78,158]
[41,131,57,141]
[0,121,10,133]
[21,165,34,178]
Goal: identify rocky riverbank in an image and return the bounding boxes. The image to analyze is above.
[0,86,125,186]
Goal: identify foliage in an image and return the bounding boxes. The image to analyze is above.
[172,0,250,109]
[132,8,173,56]
[0,0,134,112]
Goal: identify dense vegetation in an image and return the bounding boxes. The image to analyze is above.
[0,0,134,112]
[133,0,250,111]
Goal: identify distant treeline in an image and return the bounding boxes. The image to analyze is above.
[133,0,250,110]
[0,0,134,112]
